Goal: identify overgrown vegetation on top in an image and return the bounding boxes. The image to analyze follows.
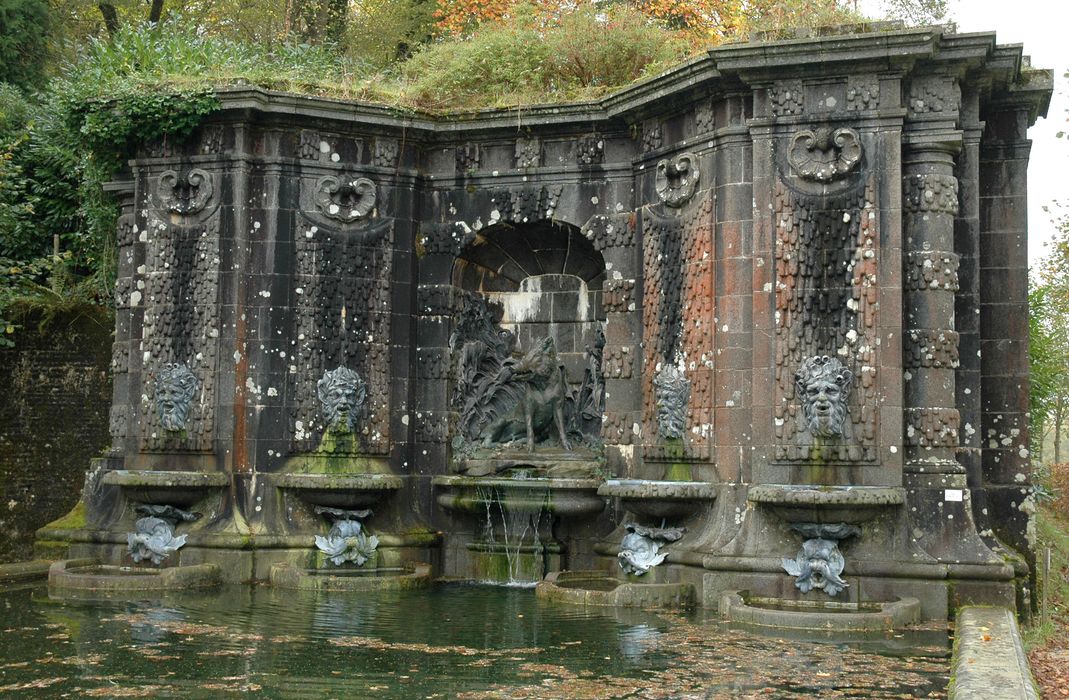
[0,0,951,345]
[399,5,696,108]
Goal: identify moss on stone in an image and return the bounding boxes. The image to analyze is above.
[32,540,70,560]
[661,439,692,481]
[284,450,391,476]
[663,462,693,481]
[40,500,87,531]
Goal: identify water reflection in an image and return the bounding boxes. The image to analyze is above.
[2,584,949,698]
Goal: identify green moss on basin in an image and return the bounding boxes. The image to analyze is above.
[40,500,87,531]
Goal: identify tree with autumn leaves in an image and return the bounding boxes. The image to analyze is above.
[430,0,858,42]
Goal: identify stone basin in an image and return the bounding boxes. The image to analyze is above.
[433,476,605,517]
[536,570,695,609]
[47,559,221,591]
[598,479,716,521]
[747,484,905,525]
[720,590,920,631]
[276,473,403,510]
[102,470,229,507]
[270,562,432,591]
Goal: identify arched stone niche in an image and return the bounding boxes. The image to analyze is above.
[452,220,606,385]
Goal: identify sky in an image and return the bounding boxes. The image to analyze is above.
[864,0,1068,267]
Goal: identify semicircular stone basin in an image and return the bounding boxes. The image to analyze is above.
[598,479,717,521]
[275,473,403,510]
[536,570,695,609]
[269,562,432,591]
[719,590,920,632]
[101,470,229,508]
[47,559,221,591]
[747,484,905,525]
[433,476,605,517]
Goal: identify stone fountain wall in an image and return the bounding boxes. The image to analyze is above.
[39,26,1051,617]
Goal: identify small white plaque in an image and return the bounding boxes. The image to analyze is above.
[944,489,964,502]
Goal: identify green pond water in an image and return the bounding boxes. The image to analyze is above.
[0,583,950,698]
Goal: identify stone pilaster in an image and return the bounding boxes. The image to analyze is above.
[902,147,962,474]
[901,135,1002,568]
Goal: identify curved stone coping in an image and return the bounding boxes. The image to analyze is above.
[535,570,695,609]
[598,480,716,501]
[102,470,229,507]
[434,476,602,490]
[0,559,91,584]
[275,473,404,491]
[48,560,221,591]
[433,476,605,517]
[276,473,404,509]
[719,590,920,631]
[102,470,229,489]
[949,607,1038,700]
[269,562,432,592]
[747,485,905,507]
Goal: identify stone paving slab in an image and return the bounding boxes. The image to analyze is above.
[950,607,1038,700]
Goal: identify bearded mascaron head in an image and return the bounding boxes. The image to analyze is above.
[317,367,367,433]
[795,355,853,438]
[154,363,198,432]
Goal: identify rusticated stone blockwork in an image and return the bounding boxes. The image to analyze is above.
[42,27,1049,614]
[771,174,879,463]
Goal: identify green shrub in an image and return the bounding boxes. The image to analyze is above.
[0,0,51,90]
[400,5,690,110]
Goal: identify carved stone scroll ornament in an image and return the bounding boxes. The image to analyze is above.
[653,364,690,439]
[313,175,376,222]
[780,523,859,597]
[157,168,213,215]
[154,363,198,432]
[655,152,700,208]
[313,506,379,567]
[127,504,200,565]
[317,367,367,434]
[618,523,685,575]
[787,127,861,183]
[795,355,853,438]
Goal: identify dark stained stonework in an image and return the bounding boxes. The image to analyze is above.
[36,26,1052,618]
[0,307,112,564]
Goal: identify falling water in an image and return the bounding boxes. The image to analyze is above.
[476,482,551,586]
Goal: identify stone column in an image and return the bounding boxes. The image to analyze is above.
[901,138,1003,570]
[902,145,963,474]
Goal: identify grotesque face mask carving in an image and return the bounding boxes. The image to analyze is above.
[795,355,853,438]
[154,363,198,432]
[317,367,367,433]
[782,537,850,596]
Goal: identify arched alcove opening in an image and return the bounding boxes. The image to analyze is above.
[453,220,605,385]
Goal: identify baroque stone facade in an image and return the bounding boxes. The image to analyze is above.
[45,26,1050,620]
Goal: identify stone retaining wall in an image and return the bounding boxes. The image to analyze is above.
[0,306,112,562]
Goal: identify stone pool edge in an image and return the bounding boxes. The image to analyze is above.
[949,607,1038,700]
